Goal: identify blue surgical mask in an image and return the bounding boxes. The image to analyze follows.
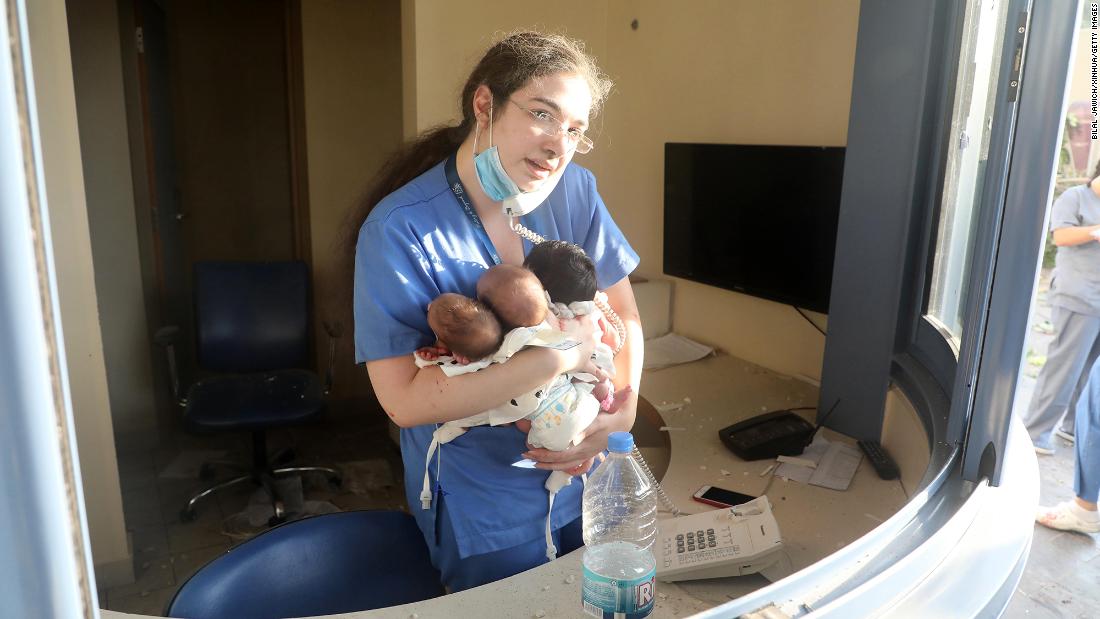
[473,103,522,201]
[474,144,521,201]
[472,101,562,217]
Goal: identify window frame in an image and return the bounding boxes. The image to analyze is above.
[819,0,1078,485]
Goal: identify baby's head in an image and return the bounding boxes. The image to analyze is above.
[476,264,548,329]
[426,293,502,361]
[523,240,597,304]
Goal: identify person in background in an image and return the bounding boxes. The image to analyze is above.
[1022,162,1100,455]
[1036,356,1100,534]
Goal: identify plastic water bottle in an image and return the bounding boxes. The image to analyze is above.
[581,431,657,618]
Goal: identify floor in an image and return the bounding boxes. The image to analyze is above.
[100,406,407,616]
[1003,271,1100,619]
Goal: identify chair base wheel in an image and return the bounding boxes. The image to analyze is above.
[268,500,287,527]
[328,475,342,488]
[180,508,198,523]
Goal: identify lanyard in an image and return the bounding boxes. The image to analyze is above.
[445,155,501,266]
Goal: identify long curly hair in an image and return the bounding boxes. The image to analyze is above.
[337,31,612,298]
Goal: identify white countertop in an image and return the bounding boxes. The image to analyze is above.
[103,353,911,619]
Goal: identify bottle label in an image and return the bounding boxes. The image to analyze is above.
[581,565,656,619]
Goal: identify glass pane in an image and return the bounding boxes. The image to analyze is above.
[927,0,1010,343]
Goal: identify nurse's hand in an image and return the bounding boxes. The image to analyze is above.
[523,410,628,476]
[552,314,610,382]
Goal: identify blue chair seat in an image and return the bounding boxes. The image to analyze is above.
[167,510,444,619]
[186,369,324,431]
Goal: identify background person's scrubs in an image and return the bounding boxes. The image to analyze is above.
[354,158,639,590]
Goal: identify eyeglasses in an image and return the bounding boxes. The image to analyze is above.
[508,99,594,154]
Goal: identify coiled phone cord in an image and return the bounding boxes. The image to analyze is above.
[510,217,627,356]
[632,446,682,516]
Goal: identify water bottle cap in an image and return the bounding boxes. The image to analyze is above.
[607,431,634,453]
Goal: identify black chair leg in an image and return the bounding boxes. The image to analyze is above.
[273,465,343,488]
[180,429,341,524]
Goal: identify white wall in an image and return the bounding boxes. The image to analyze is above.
[405,1,860,380]
[29,0,132,587]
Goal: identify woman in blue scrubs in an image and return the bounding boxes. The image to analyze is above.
[348,32,643,591]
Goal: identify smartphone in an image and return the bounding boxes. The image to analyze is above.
[692,485,756,509]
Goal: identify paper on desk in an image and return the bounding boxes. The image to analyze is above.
[808,442,863,491]
[773,432,863,491]
[643,333,715,370]
[774,433,830,483]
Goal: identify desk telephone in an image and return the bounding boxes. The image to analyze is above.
[629,447,791,583]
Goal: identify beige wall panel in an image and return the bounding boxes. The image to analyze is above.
[301,0,404,403]
[68,0,158,442]
[599,0,858,379]
[30,0,131,583]
[408,1,610,133]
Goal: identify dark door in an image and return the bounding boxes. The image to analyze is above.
[134,0,300,380]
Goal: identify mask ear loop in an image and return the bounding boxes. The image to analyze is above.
[473,99,493,155]
[488,100,494,147]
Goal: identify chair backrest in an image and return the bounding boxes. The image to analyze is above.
[166,510,444,619]
[194,261,309,372]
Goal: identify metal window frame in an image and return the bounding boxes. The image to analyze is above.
[820,0,1079,486]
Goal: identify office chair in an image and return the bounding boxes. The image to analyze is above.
[165,510,445,618]
[158,261,342,523]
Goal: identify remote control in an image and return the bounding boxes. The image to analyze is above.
[857,440,900,480]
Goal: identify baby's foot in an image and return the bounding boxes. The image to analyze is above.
[600,385,633,413]
[414,345,451,361]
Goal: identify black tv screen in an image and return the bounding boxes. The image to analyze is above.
[663,143,845,313]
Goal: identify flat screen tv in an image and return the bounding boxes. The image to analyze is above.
[663,143,845,313]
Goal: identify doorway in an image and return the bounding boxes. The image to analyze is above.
[131,0,310,393]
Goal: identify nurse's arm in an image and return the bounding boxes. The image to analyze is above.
[523,277,645,473]
[366,341,600,428]
[604,276,643,432]
[1051,224,1100,246]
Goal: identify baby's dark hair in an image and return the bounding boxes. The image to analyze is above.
[427,293,503,361]
[523,240,597,304]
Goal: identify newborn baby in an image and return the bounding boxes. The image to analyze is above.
[421,292,502,364]
[524,240,629,407]
[414,253,628,561]
[415,263,620,448]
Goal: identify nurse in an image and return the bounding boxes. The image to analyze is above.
[349,32,643,591]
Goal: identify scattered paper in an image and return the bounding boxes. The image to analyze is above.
[808,442,862,491]
[643,333,715,370]
[777,455,817,469]
[655,401,684,413]
[775,433,830,483]
[771,432,862,491]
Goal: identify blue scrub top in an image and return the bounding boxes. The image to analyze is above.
[354,157,639,559]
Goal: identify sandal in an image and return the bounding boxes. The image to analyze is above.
[1036,501,1100,534]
